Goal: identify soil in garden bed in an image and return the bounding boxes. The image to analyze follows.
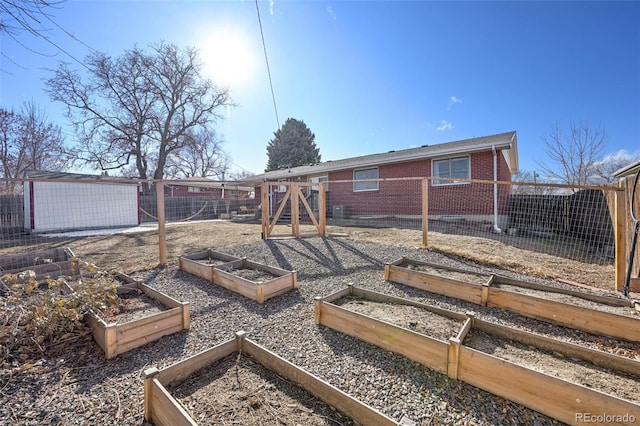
[104,289,168,324]
[492,283,638,317]
[224,267,281,284]
[401,262,489,286]
[464,329,640,403]
[170,353,355,426]
[333,296,465,341]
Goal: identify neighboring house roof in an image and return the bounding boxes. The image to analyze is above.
[613,160,640,178]
[247,131,518,181]
[167,177,253,192]
[23,169,138,184]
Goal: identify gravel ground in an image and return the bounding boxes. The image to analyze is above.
[1,236,638,425]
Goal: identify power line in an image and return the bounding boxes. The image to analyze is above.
[254,0,280,130]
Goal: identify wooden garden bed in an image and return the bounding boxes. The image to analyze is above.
[179,249,297,303]
[0,247,78,282]
[143,331,400,426]
[315,285,640,425]
[385,257,640,342]
[87,273,190,359]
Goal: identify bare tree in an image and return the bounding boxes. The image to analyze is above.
[46,42,231,183]
[164,129,230,179]
[1,0,67,71]
[0,101,68,193]
[0,0,65,37]
[592,151,640,185]
[538,121,606,188]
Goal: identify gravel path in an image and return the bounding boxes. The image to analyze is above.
[2,237,637,425]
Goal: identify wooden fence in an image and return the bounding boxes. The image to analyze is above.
[0,195,23,232]
[508,189,614,245]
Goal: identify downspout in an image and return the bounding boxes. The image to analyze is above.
[492,145,502,233]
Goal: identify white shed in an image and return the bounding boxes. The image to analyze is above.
[24,170,140,233]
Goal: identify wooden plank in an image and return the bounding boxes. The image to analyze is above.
[268,187,292,235]
[87,314,108,354]
[140,283,183,308]
[455,316,473,341]
[0,247,69,269]
[399,258,491,279]
[116,322,185,356]
[244,259,291,276]
[157,339,238,386]
[181,302,190,329]
[178,258,214,282]
[261,182,269,238]
[472,318,640,377]
[262,276,295,301]
[319,286,352,304]
[242,339,397,426]
[318,301,449,373]
[148,377,197,426]
[157,181,167,266]
[615,188,627,292]
[387,265,483,304]
[116,309,182,341]
[318,182,326,237]
[457,347,640,425]
[180,249,211,260]
[214,270,260,301]
[447,337,461,380]
[2,260,75,277]
[487,288,640,342]
[495,274,632,307]
[422,178,428,249]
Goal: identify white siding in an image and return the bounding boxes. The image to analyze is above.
[29,181,139,232]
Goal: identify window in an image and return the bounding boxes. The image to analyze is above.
[187,186,201,193]
[432,156,470,185]
[353,167,379,191]
[309,176,328,192]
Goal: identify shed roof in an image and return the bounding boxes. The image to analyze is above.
[23,169,139,184]
[248,131,518,181]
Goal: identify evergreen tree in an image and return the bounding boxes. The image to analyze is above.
[265,118,320,172]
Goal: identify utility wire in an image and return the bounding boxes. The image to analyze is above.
[255,0,280,129]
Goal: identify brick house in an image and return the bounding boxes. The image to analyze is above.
[249,131,519,230]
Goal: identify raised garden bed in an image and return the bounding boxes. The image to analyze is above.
[143,331,400,426]
[385,257,640,342]
[179,249,297,303]
[315,285,640,425]
[0,247,78,282]
[84,273,190,359]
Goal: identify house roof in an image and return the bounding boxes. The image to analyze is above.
[247,131,518,181]
[167,177,253,192]
[613,160,640,178]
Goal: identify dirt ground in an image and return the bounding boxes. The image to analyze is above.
[171,354,355,426]
[50,220,617,291]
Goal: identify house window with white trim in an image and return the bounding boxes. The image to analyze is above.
[353,167,379,191]
[432,156,470,185]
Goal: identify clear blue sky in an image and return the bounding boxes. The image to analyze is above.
[1,0,639,178]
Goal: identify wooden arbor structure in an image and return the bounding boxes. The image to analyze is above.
[260,181,328,239]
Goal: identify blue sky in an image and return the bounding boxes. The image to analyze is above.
[1,0,639,178]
